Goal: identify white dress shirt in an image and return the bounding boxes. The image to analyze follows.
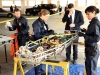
[71,10,75,23]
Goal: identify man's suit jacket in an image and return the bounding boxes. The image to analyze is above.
[62,10,84,30]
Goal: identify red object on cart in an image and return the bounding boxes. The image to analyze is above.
[10,33,19,57]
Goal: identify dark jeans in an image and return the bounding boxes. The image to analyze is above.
[66,45,78,60]
[66,37,78,60]
[85,46,99,75]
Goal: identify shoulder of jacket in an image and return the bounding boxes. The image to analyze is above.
[33,18,41,26]
[91,18,100,25]
[21,16,26,20]
[76,10,81,13]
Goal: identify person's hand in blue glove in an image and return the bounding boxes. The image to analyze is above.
[81,28,86,32]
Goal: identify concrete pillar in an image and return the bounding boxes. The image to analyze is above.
[13,0,15,5]
[21,0,25,14]
[0,0,2,8]
[26,0,29,8]
[41,1,43,4]
[95,0,98,4]
[48,0,51,4]
[75,0,78,7]
[57,0,60,7]
[95,0,99,6]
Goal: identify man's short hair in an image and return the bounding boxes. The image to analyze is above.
[68,3,74,9]
[14,9,20,13]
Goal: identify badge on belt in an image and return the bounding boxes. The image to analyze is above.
[19,23,22,26]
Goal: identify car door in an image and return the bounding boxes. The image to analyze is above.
[33,5,42,15]
[0,8,7,17]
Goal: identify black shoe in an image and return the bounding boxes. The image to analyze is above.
[73,60,77,64]
[65,59,70,62]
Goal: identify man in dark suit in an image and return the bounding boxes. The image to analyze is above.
[62,3,84,64]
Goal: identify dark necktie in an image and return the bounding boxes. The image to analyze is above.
[70,15,73,30]
[70,15,72,24]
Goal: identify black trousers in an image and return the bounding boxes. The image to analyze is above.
[85,46,99,75]
[66,37,78,60]
[34,64,43,75]
[18,34,29,47]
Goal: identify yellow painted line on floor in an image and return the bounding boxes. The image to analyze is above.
[0,13,59,24]
[55,22,66,24]
[0,19,13,24]
[26,17,38,20]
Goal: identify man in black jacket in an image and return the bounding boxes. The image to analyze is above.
[6,9,29,47]
[62,3,84,64]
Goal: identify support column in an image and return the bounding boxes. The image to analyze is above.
[26,0,29,8]
[35,1,36,5]
[95,0,99,7]
[48,0,51,4]
[41,1,43,4]
[57,0,60,7]
[13,0,15,5]
[0,0,2,8]
[75,0,78,7]
[21,0,25,14]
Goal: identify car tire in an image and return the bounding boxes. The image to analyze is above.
[7,14,13,18]
[26,12,31,16]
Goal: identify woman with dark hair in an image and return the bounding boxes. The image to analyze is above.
[78,6,100,75]
[32,9,54,75]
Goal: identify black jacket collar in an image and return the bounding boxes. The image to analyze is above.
[89,17,98,23]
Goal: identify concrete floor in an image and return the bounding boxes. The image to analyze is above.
[0,12,100,75]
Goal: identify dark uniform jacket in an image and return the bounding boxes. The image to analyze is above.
[84,17,100,46]
[9,16,29,34]
[32,18,50,40]
[62,10,84,30]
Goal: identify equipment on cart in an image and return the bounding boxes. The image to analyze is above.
[16,32,78,66]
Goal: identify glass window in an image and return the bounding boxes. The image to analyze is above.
[29,1,35,6]
[78,0,86,6]
[60,0,67,6]
[87,0,95,6]
[68,0,75,4]
[15,1,21,6]
[2,1,13,6]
